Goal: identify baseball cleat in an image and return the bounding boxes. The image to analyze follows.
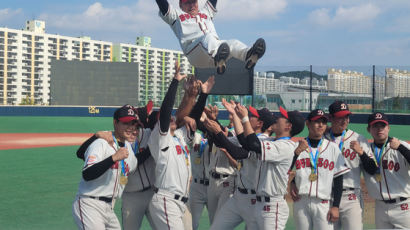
[214,43,230,75]
[245,38,266,70]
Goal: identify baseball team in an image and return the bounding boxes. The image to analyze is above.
[71,0,410,229]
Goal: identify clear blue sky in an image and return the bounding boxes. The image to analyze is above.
[1,0,410,72]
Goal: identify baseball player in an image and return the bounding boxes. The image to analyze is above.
[155,0,266,74]
[324,101,374,230]
[358,112,410,229]
[76,104,157,230]
[72,105,139,230]
[205,111,238,224]
[204,102,285,230]
[189,131,211,230]
[290,109,350,230]
[148,61,213,229]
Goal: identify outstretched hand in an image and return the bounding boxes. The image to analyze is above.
[201,75,215,94]
[174,61,187,82]
[203,118,222,134]
[234,103,248,119]
[222,98,236,114]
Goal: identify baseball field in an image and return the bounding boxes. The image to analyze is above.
[1,116,409,229]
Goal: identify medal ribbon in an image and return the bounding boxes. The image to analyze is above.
[372,140,388,168]
[307,137,323,174]
[330,130,346,152]
[174,136,189,164]
[112,133,126,176]
[199,138,207,157]
[132,140,139,156]
[275,136,291,141]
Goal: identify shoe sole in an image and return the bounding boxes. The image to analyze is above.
[246,38,265,69]
[215,43,230,75]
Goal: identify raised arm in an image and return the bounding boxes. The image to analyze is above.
[155,0,169,16]
[175,76,201,128]
[159,61,186,133]
[189,76,215,122]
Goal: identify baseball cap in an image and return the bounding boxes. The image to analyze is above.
[134,100,154,128]
[368,112,389,126]
[258,108,277,131]
[329,101,352,118]
[114,105,138,123]
[307,109,328,122]
[278,106,305,136]
[180,0,196,3]
[248,105,260,118]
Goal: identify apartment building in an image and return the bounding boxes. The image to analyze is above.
[327,68,371,95]
[253,72,279,95]
[0,20,191,106]
[385,68,410,98]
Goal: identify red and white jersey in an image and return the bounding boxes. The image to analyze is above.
[77,139,138,198]
[209,136,238,176]
[364,140,410,200]
[295,138,350,200]
[325,129,372,189]
[124,128,155,192]
[159,1,218,54]
[255,138,297,197]
[148,122,193,197]
[191,132,210,180]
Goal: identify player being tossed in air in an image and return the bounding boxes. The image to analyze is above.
[155,0,266,75]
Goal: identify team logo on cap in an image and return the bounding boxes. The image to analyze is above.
[318,110,324,115]
[341,103,347,110]
[375,113,382,119]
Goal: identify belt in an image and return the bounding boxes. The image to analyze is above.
[238,187,256,195]
[383,197,407,204]
[139,186,152,192]
[194,178,209,186]
[211,172,229,179]
[342,188,355,191]
[153,187,188,203]
[87,196,112,203]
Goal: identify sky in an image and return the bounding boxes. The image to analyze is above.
[1,0,410,72]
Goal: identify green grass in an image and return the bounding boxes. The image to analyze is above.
[1,116,407,229]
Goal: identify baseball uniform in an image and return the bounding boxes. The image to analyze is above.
[324,129,372,230]
[121,128,157,230]
[210,133,274,230]
[189,132,211,230]
[72,138,138,230]
[207,136,237,224]
[156,0,258,69]
[293,138,350,230]
[148,122,193,230]
[363,139,410,229]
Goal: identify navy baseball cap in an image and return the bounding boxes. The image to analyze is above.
[278,106,305,136]
[368,112,389,126]
[329,101,352,118]
[308,109,328,122]
[258,108,277,131]
[114,105,138,123]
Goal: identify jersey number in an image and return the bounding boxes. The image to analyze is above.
[343,149,357,161]
[401,204,409,211]
[382,160,400,172]
[348,194,357,200]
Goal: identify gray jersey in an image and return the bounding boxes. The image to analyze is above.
[209,136,238,176]
[124,128,155,192]
[364,140,410,200]
[256,138,297,197]
[159,1,218,54]
[295,138,350,200]
[191,132,210,180]
[325,129,372,189]
[148,122,193,197]
[77,138,138,198]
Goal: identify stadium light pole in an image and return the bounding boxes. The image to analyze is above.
[372,65,375,113]
[309,65,312,111]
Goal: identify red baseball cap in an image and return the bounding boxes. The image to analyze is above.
[308,109,328,122]
[248,106,260,118]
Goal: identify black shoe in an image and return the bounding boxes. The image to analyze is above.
[245,38,266,69]
[214,43,230,75]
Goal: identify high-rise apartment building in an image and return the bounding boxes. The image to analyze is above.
[0,20,191,105]
[385,68,410,98]
[327,68,371,94]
